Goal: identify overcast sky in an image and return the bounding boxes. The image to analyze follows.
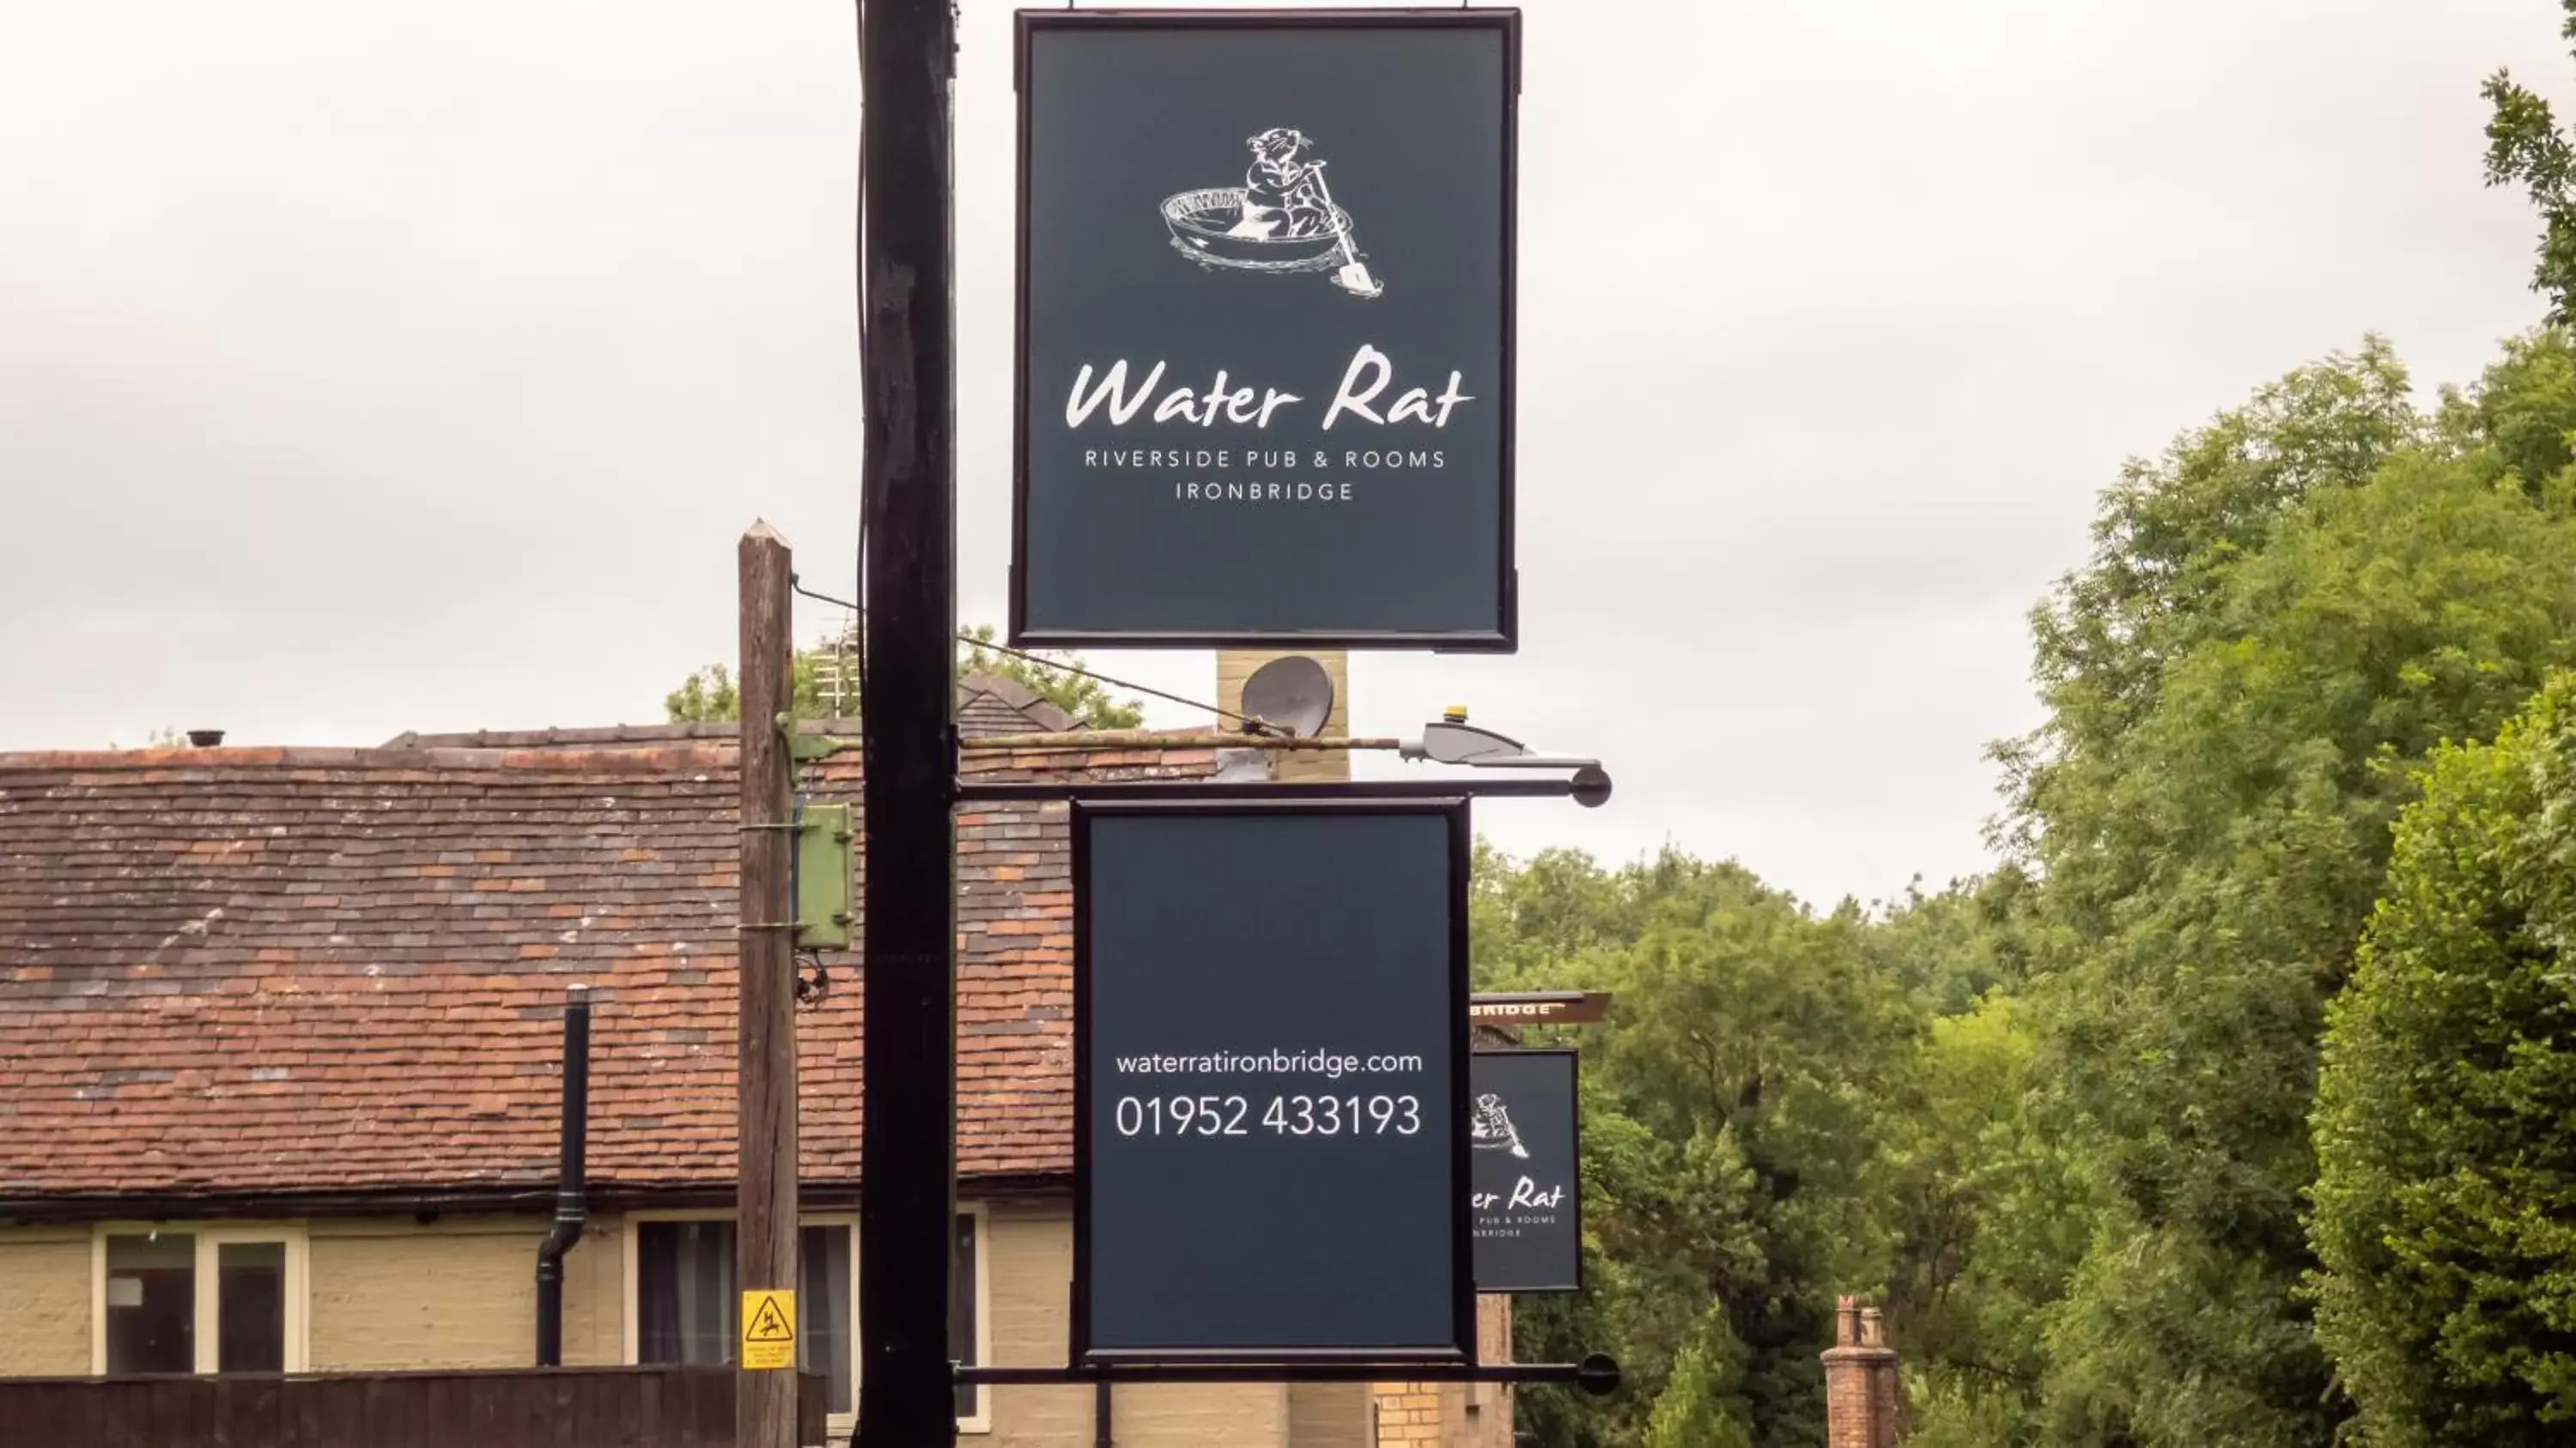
[2,0,2565,908]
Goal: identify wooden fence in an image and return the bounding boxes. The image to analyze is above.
[0,1365,829,1447]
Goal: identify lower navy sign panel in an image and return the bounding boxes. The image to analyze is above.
[1075,802,1472,1360]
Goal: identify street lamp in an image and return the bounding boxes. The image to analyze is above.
[1402,709,1613,808]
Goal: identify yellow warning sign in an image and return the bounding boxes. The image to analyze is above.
[741,1289,796,1371]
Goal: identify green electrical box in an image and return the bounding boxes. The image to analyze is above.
[793,802,855,950]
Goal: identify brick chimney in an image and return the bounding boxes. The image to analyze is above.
[1821,1296,1899,1448]
[1214,649,1351,782]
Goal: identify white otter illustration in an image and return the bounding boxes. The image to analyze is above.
[1229,127,1334,240]
[1159,125,1384,298]
[1470,1092,1529,1159]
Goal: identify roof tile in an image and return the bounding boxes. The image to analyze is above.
[0,723,1212,1202]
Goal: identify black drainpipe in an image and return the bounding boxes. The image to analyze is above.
[1094,1380,1114,1448]
[534,983,592,1366]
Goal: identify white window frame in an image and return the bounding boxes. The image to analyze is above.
[954,1202,993,1435]
[90,1221,310,1375]
[621,1205,993,1437]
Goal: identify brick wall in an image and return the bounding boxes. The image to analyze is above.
[1373,1384,1445,1445]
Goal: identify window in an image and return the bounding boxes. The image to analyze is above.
[628,1210,987,1433]
[215,1241,288,1372]
[635,1221,855,1415]
[102,1234,192,1373]
[94,1226,306,1375]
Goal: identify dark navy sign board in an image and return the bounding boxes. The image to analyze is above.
[1470,1049,1582,1294]
[1072,801,1475,1362]
[1014,9,1520,650]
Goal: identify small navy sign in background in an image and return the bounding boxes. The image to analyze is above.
[1074,801,1473,1361]
[1470,1049,1583,1293]
[1014,10,1519,649]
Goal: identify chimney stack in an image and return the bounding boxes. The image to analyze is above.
[1821,1295,1899,1448]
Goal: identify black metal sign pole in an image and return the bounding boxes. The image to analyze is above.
[856,0,959,1444]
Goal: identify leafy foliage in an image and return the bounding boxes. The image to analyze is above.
[1485,849,2093,1448]
[2310,674,2576,1445]
[1988,329,2576,1446]
[1487,331,2576,1448]
[663,624,1143,728]
[1479,849,1938,1446]
[1877,995,2084,1438]
[1492,334,2576,1448]
[1485,34,2576,1435]
[2483,3,2576,325]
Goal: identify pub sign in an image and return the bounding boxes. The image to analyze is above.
[1072,800,1475,1362]
[1013,9,1521,649]
[1469,1048,1582,1293]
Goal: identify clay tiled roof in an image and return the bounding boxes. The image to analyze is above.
[956,674,1078,738]
[0,709,1213,1208]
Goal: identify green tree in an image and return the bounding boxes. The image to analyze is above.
[1479,847,1921,1448]
[1643,1305,1754,1448]
[2483,2,2576,325]
[1468,842,1638,995]
[2310,672,2576,1445]
[1862,868,2046,1018]
[664,624,1143,728]
[1838,873,2094,1448]
[1877,993,2087,1447]
[1996,335,2576,1446]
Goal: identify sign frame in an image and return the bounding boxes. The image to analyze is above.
[1068,795,1478,1366]
[1010,7,1523,653]
[1469,1046,1583,1296]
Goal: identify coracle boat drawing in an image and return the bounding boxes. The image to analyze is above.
[1161,187,1360,276]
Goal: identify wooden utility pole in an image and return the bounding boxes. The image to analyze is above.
[738,521,801,1448]
[855,0,959,1445]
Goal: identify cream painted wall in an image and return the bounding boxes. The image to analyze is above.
[1215,649,1352,784]
[0,1231,91,1377]
[305,1214,618,1371]
[3,1200,1321,1448]
[983,1202,1303,1448]
[984,1202,1090,1448]
[0,1214,611,1378]
[1289,1382,1376,1448]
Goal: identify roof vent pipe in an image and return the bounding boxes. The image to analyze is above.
[535,983,592,1366]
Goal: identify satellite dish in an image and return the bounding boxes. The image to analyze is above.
[1240,654,1335,739]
